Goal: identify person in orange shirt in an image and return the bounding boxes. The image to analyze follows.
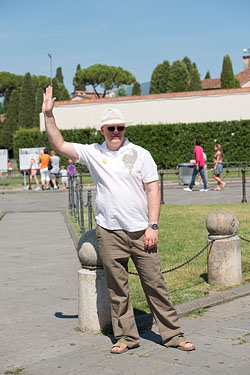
[39,148,53,190]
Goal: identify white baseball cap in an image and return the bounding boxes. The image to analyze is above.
[99,108,128,129]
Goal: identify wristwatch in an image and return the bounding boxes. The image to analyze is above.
[148,223,158,230]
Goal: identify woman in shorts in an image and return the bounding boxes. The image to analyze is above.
[213,143,225,191]
[29,155,40,190]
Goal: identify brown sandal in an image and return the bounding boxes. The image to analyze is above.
[174,340,196,351]
[110,342,128,354]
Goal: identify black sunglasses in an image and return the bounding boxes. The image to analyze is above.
[107,126,125,132]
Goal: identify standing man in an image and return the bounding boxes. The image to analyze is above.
[50,150,60,189]
[42,86,195,354]
[184,139,208,192]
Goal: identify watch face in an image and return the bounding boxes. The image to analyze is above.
[149,223,158,230]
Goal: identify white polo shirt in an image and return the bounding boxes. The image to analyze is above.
[73,139,158,231]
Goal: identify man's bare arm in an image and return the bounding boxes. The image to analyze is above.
[144,180,161,249]
[42,86,78,161]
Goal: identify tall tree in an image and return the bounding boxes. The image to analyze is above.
[56,67,64,84]
[182,56,193,77]
[52,78,70,101]
[149,60,170,94]
[60,87,71,100]
[167,60,189,93]
[52,78,61,100]
[73,64,135,98]
[18,73,35,128]
[33,88,43,127]
[132,81,141,96]
[0,89,20,151]
[220,55,237,89]
[149,64,162,94]
[189,63,202,91]
[205,71,211,79]
[74,64,86,91]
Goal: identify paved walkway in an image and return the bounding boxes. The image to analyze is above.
[0,187,250,374]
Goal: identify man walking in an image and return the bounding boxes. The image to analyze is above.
[42,86,195,354]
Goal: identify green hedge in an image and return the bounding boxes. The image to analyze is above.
[13,119,250,168]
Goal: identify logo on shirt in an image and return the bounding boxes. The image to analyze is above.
[102,159,107,164]
[122,149,138,174]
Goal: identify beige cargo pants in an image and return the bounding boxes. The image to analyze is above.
[96,225,185,348]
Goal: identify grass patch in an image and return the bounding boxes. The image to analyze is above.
[69,203,250,314]
[4,367,25,374]
[186,308,208,318]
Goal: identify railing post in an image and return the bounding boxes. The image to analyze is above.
[71,176,75,217]
[206,211,242,287]
[160,169,165,204]
[75,175,80,224]
[79,173,85,234]
[87,190,93,230]
[241,164,247,203]
[68,175,72,209]
[78,229,111,333]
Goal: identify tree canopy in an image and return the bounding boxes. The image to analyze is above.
[167,60,189,92]
[73,64,136,98]
[220,55,240,89]
[149,60,170,94]
[205,71,211,79]
[56,67,64,84]
[189,63,202,91]
[0,72,23,104]
[132,81,141,96]
[73,64,86,91]
[117,85,127,97]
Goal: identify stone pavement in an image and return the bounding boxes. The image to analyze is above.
[0,186,250,375]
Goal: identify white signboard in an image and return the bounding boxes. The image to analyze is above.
[0,149,8,172]
[19,147,45,171]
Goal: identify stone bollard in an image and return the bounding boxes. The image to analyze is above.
[77,228,111,333]
[206,211,242,287]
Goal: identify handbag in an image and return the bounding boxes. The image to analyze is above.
[48,158,53,170]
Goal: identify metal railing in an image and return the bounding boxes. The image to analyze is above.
[159,161,250,204]
[68,174,95,234]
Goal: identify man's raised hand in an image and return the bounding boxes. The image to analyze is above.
[42,86,56,115]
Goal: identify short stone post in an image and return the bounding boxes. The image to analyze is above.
[77,229,111,333]
[206,211,242,287]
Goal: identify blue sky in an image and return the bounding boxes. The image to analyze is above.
[1,0,250,93]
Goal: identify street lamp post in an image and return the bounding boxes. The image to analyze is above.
[48,53,53,86]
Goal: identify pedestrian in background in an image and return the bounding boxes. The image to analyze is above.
[197,151,208,185]
[60,165,68,188]
[39,148,53,190]
[184,139,207,192]
[213,143,225,191]
[29,155,40,190]
[67,159,76,176]
[50,150,60,189]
